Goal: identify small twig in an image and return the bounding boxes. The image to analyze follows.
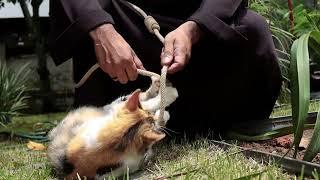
[154,168,199,180]
[76,173,81,180]
[153,147,247,180]
[146,168,158,176]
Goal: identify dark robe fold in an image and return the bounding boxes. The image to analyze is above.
[48,0,282,133]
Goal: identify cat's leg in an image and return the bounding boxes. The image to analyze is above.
[154,110,170,127]
[139,147,154,170]
[163,86,179,107]
[140,93,161,112]
[139,76,160,101]
[140,86,178,112]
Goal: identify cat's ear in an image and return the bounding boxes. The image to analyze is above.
[125,89,141,111]
[143,130,165,144]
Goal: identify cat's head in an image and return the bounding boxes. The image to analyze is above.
[113,89,166,153]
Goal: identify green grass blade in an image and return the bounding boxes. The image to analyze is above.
[303,104,320,161]
[227,124,314,142]
[290,33,311,157]
[309,31,320,63]
[234,170,267,180]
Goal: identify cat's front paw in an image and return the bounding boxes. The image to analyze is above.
[149,76,160,96]
[165,87,178,107]
[155,110,170,127]
[140,77,160,101]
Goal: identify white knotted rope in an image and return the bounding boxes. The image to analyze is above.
[75,2,168,122]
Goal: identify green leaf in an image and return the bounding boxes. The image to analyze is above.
[0,61,30,122]
[301,31,320,162]
[309,31,320,63]
[227,124,314,142]
[290,33,311,157]
[303,104,320,161]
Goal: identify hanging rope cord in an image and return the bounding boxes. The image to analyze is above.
[75,2,168,122]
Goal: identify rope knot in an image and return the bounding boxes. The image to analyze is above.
[144,15,160,34]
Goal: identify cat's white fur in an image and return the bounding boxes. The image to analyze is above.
[48,78,178,179]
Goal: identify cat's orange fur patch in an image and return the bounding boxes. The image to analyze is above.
[50,89,168,180]
[65,106,153,179]
[97,108,150,143]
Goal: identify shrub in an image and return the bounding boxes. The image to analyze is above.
[0,61,30,125]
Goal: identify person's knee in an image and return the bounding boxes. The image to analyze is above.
[241,10,277,59]
[242,10,270,40]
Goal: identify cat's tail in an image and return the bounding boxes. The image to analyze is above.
[47,133,73,178]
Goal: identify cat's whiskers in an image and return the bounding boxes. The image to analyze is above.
[158,127,170,136]
[160,126,179,135]
[157,126,178,137]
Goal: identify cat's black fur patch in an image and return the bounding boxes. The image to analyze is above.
[96,163,122,175]
[62,156,74,176]
[113,121,143,152]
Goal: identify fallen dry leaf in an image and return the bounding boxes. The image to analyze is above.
[27,141,47,151]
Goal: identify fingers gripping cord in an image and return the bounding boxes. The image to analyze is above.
[75,2,168,122]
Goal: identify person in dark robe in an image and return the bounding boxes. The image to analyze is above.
[48,0,282,135]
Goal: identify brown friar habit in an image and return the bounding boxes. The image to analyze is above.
[48,0,282,134]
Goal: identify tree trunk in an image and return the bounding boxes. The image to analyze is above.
[17,0,34,32]
[17,0,54,112]
[0,41,5,63]
[31,0,54,112]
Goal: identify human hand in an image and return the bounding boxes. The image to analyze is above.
[89,24,144,84]
[161,21,203,74]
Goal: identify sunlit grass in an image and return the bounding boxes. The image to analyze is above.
[0,139,292,180]
[0,141,53,180]
[0,112,293,180]
[137,140,291,179]
[271,100,320,118]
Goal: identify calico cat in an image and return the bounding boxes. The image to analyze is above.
[47,78,178,180]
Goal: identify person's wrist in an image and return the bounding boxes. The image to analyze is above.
[89,23,115,42]
[181,21,203,44]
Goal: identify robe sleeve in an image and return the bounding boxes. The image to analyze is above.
[59,0,114,34]
[48,0,114,65]
[188,0,248,44]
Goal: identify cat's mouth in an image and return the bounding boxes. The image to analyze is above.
[155,120,166,128]
[153,128,164,135]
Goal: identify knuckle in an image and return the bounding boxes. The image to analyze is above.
[122,57,134,66]
[123,79,128,84]
[186,53,191,61]
[135,61,142,67]
[130,75,137,81]
[162,50,173,57]
[122,51,133,60]
[177,62,184,68]
[119,78,126,84]
[112,59,121,66]
[166,32,174,38]
[164,35,173,44]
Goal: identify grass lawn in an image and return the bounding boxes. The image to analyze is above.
[0,138,291,180]
[2,100,320,179]
[271,100,320,118]
[0,141,53,180]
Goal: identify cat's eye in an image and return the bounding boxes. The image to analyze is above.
[146,117,155,124]
[120,96,127,101]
